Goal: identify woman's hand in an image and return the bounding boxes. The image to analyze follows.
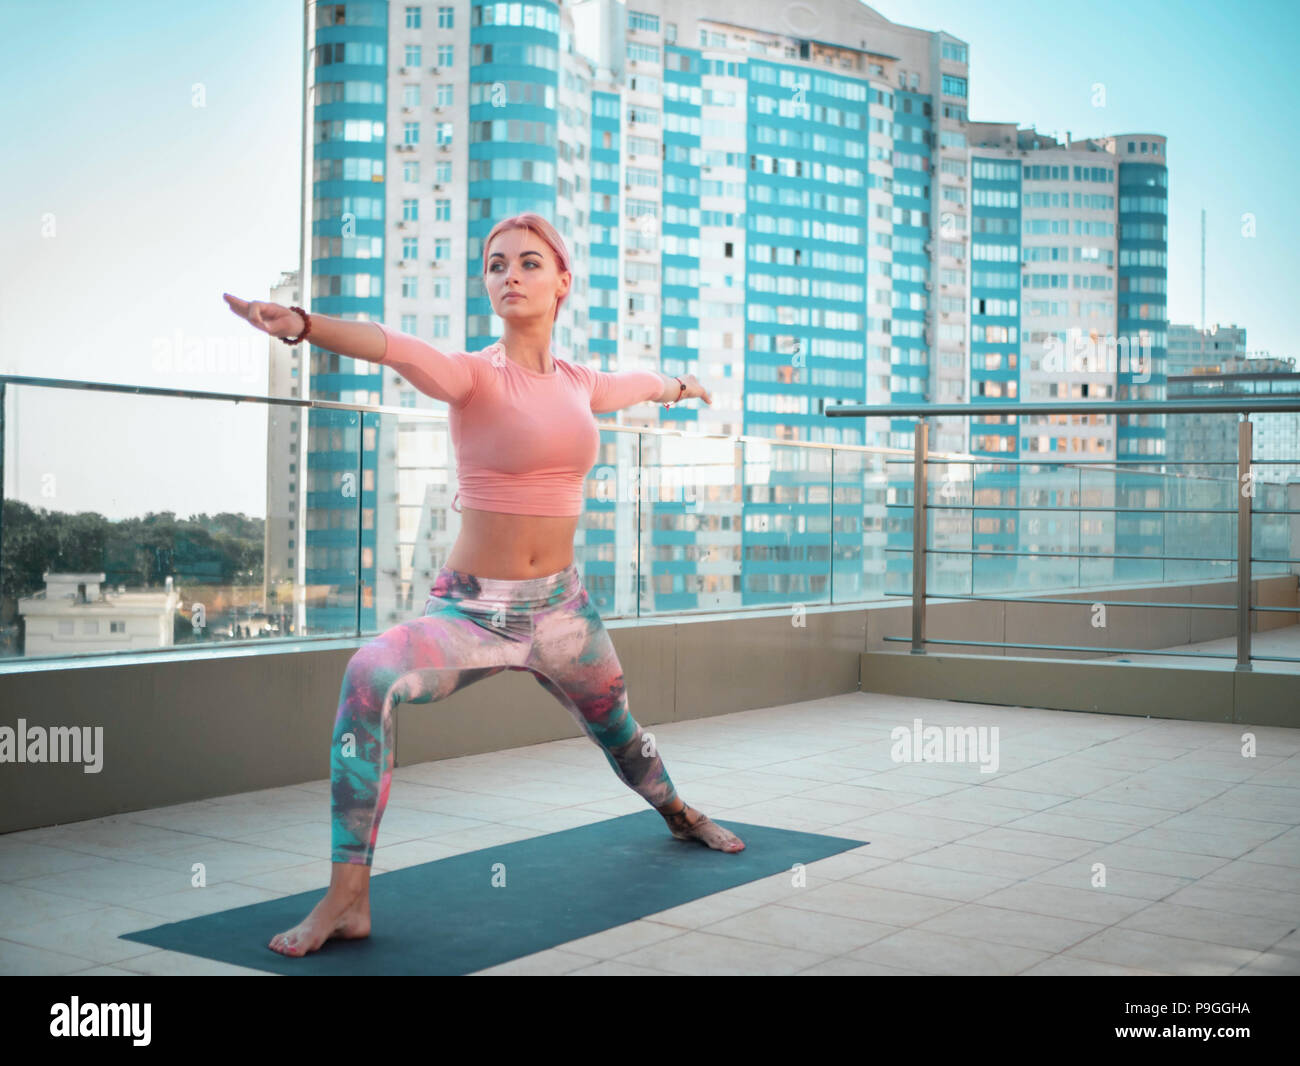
[672,373,712,406]
[223,293,304,339]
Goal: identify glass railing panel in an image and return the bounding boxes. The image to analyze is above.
[633,430,745,615]
[0,383,363,662]
[577,426,650,616]
[830,444,894,604]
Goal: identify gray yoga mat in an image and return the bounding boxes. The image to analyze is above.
[119,810,868,975]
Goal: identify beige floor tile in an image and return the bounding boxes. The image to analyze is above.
[1119,827,1258,860]
[0,905,174,966]
[1238,834,1300,868]
[1063,928,1260,976]
[960,827,1098,861]
[793,957,930,975]
[903,843,1062,880]
[0,882,113,936]
[235,860,335,894]
[1115,901,1296,952]
[120,949,277,976]
[835,810,988,845]
[1072,842,1229,880]
[119,881,283,922]
[612,929,828,976]
[846,769,968,798]
[472,947,613,975]
[1159,882,1300,925]
[844,927,1049,975]
[800,852,893,880]
[1047,798,1180,828]
[641,893,763,930]
[12,857,192,906]
[564,960,672,975]
[699,902,899,955]
[1233,952,1300,976]
[847,861,1018,903]
[0,842,109,883]
[124,839,320,884]
[976,881,1155,925]
[1028,860,1192,900]
[1200,859,1300,894]
[827,828,944,860]
[1018,957,1165,976]
[550,919,684,960]
[789,782,935,812]
[779,881,962,926]
[896,795,1030,827]
[0,938,100,976]
[915,902,1104,953]
[369,838,465,869]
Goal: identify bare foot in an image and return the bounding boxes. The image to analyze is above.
[661,803,745,853]
[268,888,371,957]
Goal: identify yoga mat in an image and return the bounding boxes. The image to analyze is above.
[119,810,867,975]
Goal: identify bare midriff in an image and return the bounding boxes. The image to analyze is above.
[443,505,579,579]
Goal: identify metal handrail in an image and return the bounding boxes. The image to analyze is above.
[828,397,1300,417]
[830,398,1300,671]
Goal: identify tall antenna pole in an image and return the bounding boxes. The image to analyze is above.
[1200,207,1206,331]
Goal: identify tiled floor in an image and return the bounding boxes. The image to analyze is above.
[2,691,1298,976]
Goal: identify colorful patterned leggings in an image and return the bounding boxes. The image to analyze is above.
[330,562,680,865]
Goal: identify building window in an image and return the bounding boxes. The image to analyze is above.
[437,5,453,29]
[405,6,421,30]
[404,44,421,67]
[628,11,660,33]
[437,44,453,67]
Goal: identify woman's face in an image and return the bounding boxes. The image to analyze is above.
[485,228,570,323]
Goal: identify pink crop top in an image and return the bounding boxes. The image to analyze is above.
[375,323,666,516]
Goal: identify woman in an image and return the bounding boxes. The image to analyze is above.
[224,213,744,959]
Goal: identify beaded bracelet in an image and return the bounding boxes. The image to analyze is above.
[662,376,686,409]
[285,306,311,346]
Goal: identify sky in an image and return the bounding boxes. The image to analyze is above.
[1,0,1296,520]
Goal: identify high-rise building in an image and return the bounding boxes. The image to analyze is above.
[298,0,1172,619]
[264,270,305,635]
[1168,322,1248,376]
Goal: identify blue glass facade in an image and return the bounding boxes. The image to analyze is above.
[1115,156,1169,576]
[307,0,389,633]
[466,0,561,348]
[744,61,871,603]
[969,156,1023,585]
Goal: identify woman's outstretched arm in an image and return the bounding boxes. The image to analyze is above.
[223,294,385,362]
[223,294,477,406]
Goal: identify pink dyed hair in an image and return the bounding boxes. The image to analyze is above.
[481,213,572,318]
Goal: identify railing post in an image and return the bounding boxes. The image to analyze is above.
[911,419,928,653]
[1237,416,1253,671]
